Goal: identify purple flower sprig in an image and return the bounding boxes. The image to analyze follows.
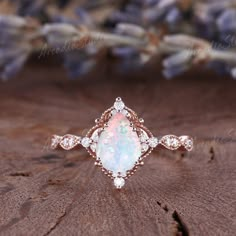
[194,0,236,40]
[161,34,236,79]
[0,14,236,80]
[12,0,72,19]
[0,15,148,80]
[0,15,38,80]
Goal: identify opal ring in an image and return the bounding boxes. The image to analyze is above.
[51,97,193,189]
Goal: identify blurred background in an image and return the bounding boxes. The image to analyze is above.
[0,0,236,80]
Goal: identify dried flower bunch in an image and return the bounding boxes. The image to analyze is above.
[0,0,236,80]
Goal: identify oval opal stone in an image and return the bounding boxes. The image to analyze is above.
[96,112,141,176]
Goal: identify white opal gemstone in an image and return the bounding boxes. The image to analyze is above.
[96,113,141,176]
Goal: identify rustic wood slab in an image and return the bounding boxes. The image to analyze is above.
[0,65,235,236]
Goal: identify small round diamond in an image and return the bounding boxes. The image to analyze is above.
[51,135,60,149]
[63,138,69,147]
[161,135,181,150]
[114,177,125,189]
[185,139,193,150]
[168,138,179,148]
[60,135,80,150]
[148,137,158,148]
[139,118,144,123]
[81,137,91,148]
[114,100,125,111]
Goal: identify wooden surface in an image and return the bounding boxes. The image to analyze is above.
[0,65,235,236]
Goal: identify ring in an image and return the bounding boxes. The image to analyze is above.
[51,97,193,189]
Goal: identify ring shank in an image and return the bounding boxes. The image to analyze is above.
[51,134,193,152]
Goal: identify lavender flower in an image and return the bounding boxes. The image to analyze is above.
[63,50,96,78]
[110,23,152,73]
[217,9,236,34]
[0,47,30,81]
[115,23,146,39]
[0,15,34,80]
[143,0,176,24]
[75,7,95,28]
[40,10,98,79]
[0,0,236,81]
[163,50,192,78]
[194,1,236,40]
[13,0,71,18]
[0,15,28,43]
[231,67,236,79]
[162,34,236,79]
[40,23,79,47]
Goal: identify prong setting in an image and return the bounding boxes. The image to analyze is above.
[114,97,125,112]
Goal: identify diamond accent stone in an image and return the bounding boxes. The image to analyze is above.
[60,134,80,150]
[114,177,125,189]
[148,137,158,148]
[161,135,181,150]
[96,112,141,176]
[185,139,193,149]
[179,136,193,151]
[114,99,125,111]
[51,135,60,149]
[81,137,91,148]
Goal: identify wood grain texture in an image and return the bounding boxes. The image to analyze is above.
[0,65,235,236]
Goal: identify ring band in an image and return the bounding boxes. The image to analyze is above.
[51,134,193,151]
[51,97,193,189]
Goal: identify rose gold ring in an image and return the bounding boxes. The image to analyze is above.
[51,97,193,189]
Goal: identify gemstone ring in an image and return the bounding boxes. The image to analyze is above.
[51,97,193,189]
